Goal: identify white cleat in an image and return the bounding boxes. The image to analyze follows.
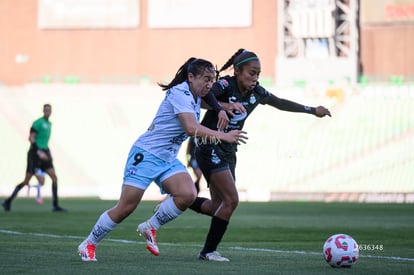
[137,222,159,256]
[198,251,230,262]
[78,240,97,262]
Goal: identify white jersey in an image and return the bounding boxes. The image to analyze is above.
[134,81,201,162]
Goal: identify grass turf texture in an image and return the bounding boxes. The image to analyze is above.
[0,198,413,274]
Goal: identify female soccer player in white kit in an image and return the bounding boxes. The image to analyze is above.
[77,57,247,261]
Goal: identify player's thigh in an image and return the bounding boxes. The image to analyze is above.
[162,172,196,198]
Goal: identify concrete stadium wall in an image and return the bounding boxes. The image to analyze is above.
[1,0,414,87]
[0,0,278,85]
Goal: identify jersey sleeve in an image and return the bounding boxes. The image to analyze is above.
[256,85,316,115]
[202,91,224,112]
[168,88,196,114]
[211,77,230,97]
[31,119,41,133]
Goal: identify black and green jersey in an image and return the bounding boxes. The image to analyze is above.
[201,75,316,154]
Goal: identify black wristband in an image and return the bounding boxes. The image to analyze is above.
[304,106,316,115]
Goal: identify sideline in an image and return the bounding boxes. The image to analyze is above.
[1,229,413,262]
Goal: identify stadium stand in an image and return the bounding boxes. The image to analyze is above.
[1,84,413,202]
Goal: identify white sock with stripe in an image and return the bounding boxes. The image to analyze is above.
[87,211,118,245]
[148,196,183,229]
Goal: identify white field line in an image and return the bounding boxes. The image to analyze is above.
[1,229,413,262]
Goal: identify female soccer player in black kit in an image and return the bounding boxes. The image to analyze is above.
[190,49,331,262]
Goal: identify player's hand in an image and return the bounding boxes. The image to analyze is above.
[222,130,248,144]
[226,102,246,117]
[217,110,229,131]
[37,150,49,160]
[315,106,331,117]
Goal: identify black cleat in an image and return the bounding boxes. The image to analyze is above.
[2,200,11,212]
[52,206,67,212]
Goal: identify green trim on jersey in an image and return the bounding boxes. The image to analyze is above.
[32,117,51,149]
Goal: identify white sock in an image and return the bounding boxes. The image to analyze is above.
[36,184,42,199]
[147,196,183,230]
[87,211,118,245]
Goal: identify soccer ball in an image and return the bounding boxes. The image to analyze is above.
[323,233,359,268]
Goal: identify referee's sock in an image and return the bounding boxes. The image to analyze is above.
[6,182,26,202]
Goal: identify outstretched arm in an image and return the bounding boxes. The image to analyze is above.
[266,94,331,117]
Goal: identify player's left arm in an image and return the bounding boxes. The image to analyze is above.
[265,93,331,118]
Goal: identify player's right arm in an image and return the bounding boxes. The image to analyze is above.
[29,127,37,144]
[178,112,247,144]
[29,126,49,160]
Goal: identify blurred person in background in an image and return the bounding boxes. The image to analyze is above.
[2,104,66,212]
[77,57,247,262]
[186,136,203,194]
[188,49,331,262]
[26,168,46,205]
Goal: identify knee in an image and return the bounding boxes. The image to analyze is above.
[183,189,197,206]
[225,196,239,212]
[175,189,197,209]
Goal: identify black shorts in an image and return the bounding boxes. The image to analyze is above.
[195,144,236,183]
[26,147,54,174]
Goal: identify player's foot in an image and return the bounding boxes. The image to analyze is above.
[137,222,159,256]
[78,240,97,262]
[2,200,10,212]
[198,251,230,262]
[36,197,44,204]
[52,206,67,212]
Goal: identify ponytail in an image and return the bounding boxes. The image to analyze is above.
[159,58,215,91]
[215,48,245,81]
[215,49,260,81]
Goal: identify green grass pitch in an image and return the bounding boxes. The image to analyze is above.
[1,198,413,274]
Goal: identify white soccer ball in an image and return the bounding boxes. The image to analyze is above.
[323,233,359,268]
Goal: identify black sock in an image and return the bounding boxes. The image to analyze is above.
[201,216,229,254]
[6,183,26,203]
[52,182,58,207]
[189,197,208,214]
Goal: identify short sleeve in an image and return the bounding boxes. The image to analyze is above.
[167,88,196,115]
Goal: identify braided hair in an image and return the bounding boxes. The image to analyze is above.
[159,58,215,91]
[215,49,260,81]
